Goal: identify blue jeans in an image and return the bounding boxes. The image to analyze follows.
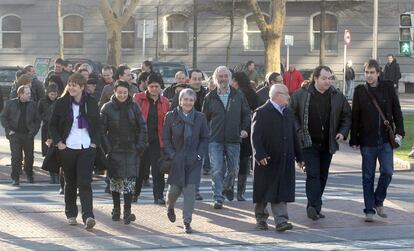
[209,143,240,202]
[361,143,393,214]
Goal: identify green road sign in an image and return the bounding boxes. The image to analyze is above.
[400,41,412,55]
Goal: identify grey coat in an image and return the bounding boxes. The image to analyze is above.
[162,108,209,187]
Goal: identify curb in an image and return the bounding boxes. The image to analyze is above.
[394,157,414,171]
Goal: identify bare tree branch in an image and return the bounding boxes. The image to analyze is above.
[99,0,119,26]
[120,0,140,26]
[247,0,269,35]
[271,0,285,35]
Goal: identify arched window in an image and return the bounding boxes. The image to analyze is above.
[310,12,338,51]
[165,14,188,50]
[244,13,270,51]
[1,15,21,48]
[122,17,135,49]
[63,14,83,48]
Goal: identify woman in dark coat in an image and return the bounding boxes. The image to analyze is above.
[251,84,304,232]
[38,83,59,183]
[163,88,209,234]
[100,81,148,224]
[48,73,100,230]
[231,72,259,201]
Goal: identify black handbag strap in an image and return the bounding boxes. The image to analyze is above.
[364,84,390,126]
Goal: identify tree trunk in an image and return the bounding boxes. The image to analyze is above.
[57,0,64,59]
[106,25,122,66]
[264,34,281,73]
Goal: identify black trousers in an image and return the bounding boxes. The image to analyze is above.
[9,133,34,181]
[60,147,96,223]
[302,144,333,213]
[238,156,251,176]
[135,140,165,200]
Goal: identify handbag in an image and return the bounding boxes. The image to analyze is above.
[363,84,399,149]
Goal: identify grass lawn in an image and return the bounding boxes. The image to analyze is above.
[394,115,414,162]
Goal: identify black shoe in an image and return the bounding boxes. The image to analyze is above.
[318,213,326,219]
[104,185,110,194]
[184,222,192,234]
[255,221,268,230]
[276,222,293,232]
[195,193,203,201]
[132,195,138,203]
[11,179,19,186]
[112,208,121,221]
[27,176,34,184]
[167,208,176,223]
[213,201,223,209]
[237,193,246,201]
[154,198,166,205]
[123,211,136,225]
[307,207,319,221]
[223,189,234,201]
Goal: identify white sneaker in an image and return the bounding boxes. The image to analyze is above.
[375,206,388,218]
[84,217,96,230]
[67,217,77,225]
[365,213,374,222]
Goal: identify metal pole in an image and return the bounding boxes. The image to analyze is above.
[142,19,146,60]
[155,1,160,61]
[286,46,290,72]
[343,44,347,94]
[372,0,378,59]
[193,0,198,69]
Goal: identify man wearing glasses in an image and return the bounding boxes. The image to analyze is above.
[257,72,283,106]
[290,66,351,221]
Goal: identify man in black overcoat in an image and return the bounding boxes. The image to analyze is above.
[251,84,304,232]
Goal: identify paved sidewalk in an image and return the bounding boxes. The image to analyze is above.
[0,196,414,250]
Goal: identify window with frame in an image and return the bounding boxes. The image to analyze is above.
[63,15,83,48]
[1,15,21,48]
[165,14,188,50]
[244,13,269,51]
[311,13,338,51]
[122,17,135,49]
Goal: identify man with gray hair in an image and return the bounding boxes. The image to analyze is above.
[202,66,251,209]
[163,71,187,102]
[252,84,304,232]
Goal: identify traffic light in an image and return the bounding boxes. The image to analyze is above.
[400,41,412,55]
[400,13,414,56]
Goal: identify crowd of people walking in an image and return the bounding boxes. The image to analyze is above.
[0,57,404,233]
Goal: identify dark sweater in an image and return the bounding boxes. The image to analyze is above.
[308,90,331,149]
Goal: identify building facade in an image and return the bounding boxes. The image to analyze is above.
[1,0,414,87]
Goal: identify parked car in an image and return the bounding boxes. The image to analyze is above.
[0,66,19,101]
[132,62,190,88]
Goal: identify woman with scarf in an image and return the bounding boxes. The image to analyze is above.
[162,88,209,234]
[49,73,100,230]
[101,81,148,224]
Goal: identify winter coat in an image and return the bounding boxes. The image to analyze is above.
[0,98,40,139]
[349,80,404,147]
[383,59,402,85]
[240,88,259,157]
[202,86,251,144]
[283,69,304,94]
[48,93,101,146]
[251,101,303,203]
[162,108,209,187]
[101,95,148,178]
[38,96,56,155]
[133,91,170,148]
[289,82,352,154]
[256,86,270,106]
[10,78,45,102]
